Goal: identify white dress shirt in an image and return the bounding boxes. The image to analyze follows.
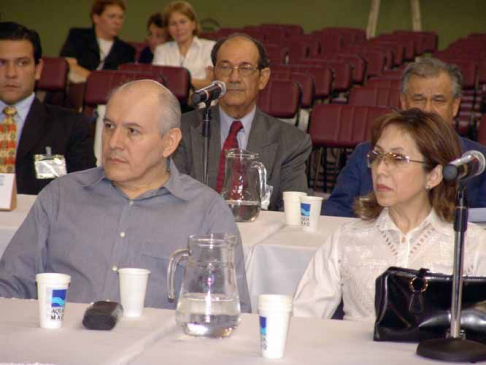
[219,105,256,150]
[153,37,215,80]
[294,208,486,321]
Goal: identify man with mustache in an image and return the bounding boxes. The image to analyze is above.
[173,34,312,211]
[0,80,251,312]
[0,22,96,194]
[321,57,486,217]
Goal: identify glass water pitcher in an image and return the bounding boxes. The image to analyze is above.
[167,233,241,338]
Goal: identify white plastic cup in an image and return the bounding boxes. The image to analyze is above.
[118,268,150,317]
[258,294,293,359]
[283,191,308,226]
[36,273,71,329]
[300,196,324,232]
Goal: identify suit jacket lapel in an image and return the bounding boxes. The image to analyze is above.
[16,98,48,161]
[104,37,121,67]
[87,28,101,65]
[190,106,222,189]
[247,108,278,178]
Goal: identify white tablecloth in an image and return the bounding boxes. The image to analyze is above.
[0,298,444,365]
[240,213,355,311]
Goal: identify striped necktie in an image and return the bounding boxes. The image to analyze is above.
[0,106,18,173]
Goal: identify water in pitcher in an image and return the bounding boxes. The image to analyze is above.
[226,200,260,222]
[176,293,241,338]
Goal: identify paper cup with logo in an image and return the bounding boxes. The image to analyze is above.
[118,268,150,317]
[36,273,71,329]
[258,294,293,359]
[300,196,324,232]
[283,191,307,226]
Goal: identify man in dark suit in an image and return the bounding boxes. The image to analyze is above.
[0,22,96,194]
[322,57,486,217]
[173,34,311,211]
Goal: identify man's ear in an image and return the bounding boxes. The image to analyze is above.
[162,128,182,158]
[258,67,271,90]
[35,59,44,81]
[452,97,461,118]
[399,93,407,110]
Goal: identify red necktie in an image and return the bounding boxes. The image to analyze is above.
[216,121,243,192]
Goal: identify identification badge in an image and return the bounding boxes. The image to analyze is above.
[34,147,67,179]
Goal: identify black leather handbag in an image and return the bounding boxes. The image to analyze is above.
[373,267,486,343]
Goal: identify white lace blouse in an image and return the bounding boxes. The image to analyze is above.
[293,208,486,321]
[153,37,215,80]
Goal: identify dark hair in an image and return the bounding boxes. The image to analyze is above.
[0,22,42,64]
[354,108,461,223]
[401,57,464,99]
[162,1,201,40]
[90,0,126,18]
[147,12,163,29]
[210,33,270,69]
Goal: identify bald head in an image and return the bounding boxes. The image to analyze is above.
[108,79,181,135]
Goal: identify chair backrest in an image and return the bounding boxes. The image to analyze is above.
[345,47,386,78]
[273,64,333,100]
[324,53,367,85]
[83,69,166,107]
[348,86,401,109]
[309,104,392,148]
[265,43,288,65]
[365,77,401,90]
[369,39,405,67]
[288,35,321,60]
[37,57,68,92]
[257,79,301,119]
[119,63,191,104]
[377,34,415,61]
[298,60,352,92]
[271,71,315,109]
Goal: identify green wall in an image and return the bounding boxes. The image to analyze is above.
[0,0,484,57]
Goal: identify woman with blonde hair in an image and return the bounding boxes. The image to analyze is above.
[294,109,486,320]
[153,1,215,90]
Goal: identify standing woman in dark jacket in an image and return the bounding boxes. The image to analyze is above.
[60,0,135,83]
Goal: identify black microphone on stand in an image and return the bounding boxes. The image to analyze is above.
[443,151,486,182]
[192,80,226,104]
[417,149,486,362]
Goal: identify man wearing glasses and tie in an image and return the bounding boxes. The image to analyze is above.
[321,57,486,217]
[173,33,311,211]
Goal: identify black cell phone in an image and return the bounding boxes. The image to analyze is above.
[82,301,124,331]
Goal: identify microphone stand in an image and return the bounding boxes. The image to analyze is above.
[417,183,486,362]
[202,100,212,186]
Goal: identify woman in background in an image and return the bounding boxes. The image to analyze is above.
[293,109,486,320]
[60,0,135,82]
[138,12,166,64]
[153,1,215,89]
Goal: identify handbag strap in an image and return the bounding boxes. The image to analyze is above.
[409,268,429,314]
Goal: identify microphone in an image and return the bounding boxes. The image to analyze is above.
[191,80,226,104]
[443,150,486,182]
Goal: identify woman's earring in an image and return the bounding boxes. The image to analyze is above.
[425,185,431,191]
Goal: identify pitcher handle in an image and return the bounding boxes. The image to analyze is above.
[167,248,189,301]
[251,161,267,201]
